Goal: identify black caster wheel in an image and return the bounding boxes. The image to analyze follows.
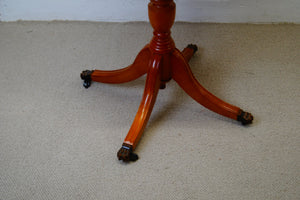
[80,70,94,89]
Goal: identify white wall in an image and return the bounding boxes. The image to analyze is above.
[0,0,299,23]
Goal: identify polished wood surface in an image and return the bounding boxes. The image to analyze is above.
[91,45,151,84]
[172,49,241,120]
[124,54,162,150]
[81,0,253,162]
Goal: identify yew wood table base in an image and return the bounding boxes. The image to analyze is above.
[80,0,253,162]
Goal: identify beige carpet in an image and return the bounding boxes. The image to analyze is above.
[0,21,299,200]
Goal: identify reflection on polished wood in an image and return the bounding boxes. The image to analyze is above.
[80,0,253,162]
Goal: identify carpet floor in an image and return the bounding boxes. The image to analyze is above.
[0,21,299,200]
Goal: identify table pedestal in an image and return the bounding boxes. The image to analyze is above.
[81,0,253,162]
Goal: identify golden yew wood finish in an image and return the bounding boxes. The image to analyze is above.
[91,45,151,84]
[124,54,162,149]
[80,0,253,162]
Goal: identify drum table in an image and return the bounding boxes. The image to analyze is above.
[81,0,253,162]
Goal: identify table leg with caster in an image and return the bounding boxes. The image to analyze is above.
[117,54,162,162]
[80,45,151,88]
[172,48,253,125]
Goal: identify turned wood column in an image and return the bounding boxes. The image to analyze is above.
[148,0,176,83]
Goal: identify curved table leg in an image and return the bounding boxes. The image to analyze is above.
[117,54,162,162]
[81,45,151,88]
[181,44,198,63]
[172,49,253,124]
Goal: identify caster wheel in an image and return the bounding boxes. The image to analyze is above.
[237,110,254,125]
[80,70,94,89]
[117,144,139,162]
